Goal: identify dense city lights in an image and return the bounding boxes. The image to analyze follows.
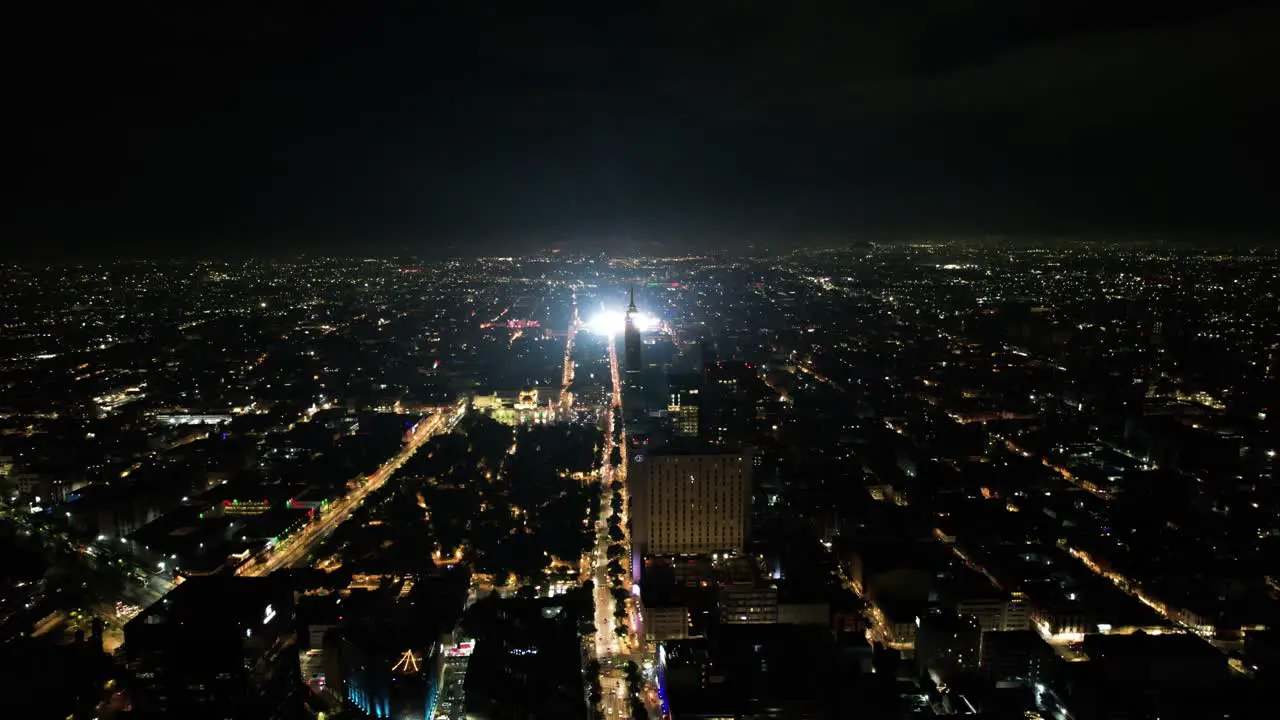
[3,246,1277,719]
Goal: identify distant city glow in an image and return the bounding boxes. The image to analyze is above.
[586,310,658,335]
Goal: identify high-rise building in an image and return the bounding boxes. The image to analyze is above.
[624,285,643,390]
[702,361,762,445]
[462,597,588,719]
[124,576,303,719]
[719,584,778,625]
[631,445,752,557]
[666,373,702,438]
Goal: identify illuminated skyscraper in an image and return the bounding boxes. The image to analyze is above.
[666,373,702,438]
[631,446,752,557]
[624,285,643,391]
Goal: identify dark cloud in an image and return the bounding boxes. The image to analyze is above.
[9,1,1278,258]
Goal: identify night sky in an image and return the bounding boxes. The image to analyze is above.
[11,1,1279,258]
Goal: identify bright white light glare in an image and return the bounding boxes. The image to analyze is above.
[587,311,658,335]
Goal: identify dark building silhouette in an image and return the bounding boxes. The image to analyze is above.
[624,285,643,391]
[658,625,836,718]
[914,612,981,682]
[463,597,588,720]
[123,576,303,719]
[332,628,442,719]
[702,361,763,445]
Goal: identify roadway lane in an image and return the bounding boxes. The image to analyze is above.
[566,304,629,718]
[586,335,625,718]
[560,289,579,418]
[606,332,661,719]
[590,332,659,719]
[241,409,458,576]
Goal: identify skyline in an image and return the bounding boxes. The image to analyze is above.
[1,248,1277,717]
[10,2,1280,259]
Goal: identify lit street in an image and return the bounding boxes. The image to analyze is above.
[241,408,459,576]
[581,323,660,720]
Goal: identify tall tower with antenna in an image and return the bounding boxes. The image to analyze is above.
[624,285,643,391]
